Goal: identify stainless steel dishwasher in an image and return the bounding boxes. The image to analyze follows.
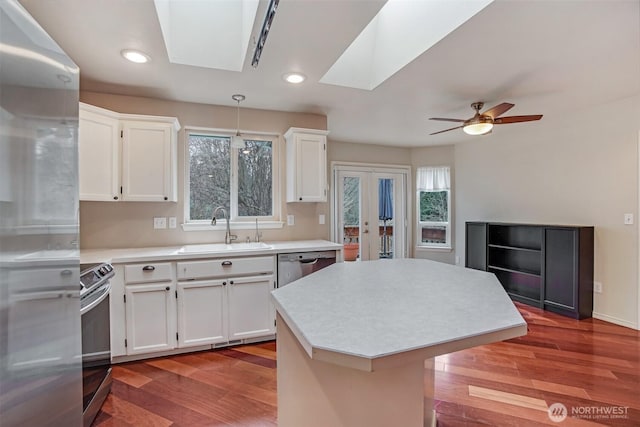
[277,251,337,287]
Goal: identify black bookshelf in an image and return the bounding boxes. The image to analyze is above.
[466,222,594,319]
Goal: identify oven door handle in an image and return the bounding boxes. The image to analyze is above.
[80,282,111,315]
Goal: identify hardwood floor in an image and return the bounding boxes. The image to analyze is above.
[93,303,640,426]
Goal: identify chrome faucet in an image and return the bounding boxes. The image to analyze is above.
[211,207,237,244]
[254,218,262,242]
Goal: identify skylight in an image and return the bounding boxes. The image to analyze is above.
[154,0,259,72]
[320,0,494,91]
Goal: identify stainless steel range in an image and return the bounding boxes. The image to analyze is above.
[80,263,114,427]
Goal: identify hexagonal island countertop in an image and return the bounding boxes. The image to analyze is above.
[271,258,527,372]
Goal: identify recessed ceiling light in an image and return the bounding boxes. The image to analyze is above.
[283,72,306,84]
[121,49,151,64]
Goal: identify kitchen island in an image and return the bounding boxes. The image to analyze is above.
[271,258,527,427]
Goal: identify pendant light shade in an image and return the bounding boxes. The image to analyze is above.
[231,94,246,149]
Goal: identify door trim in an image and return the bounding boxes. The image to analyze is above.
[331,162,411,259]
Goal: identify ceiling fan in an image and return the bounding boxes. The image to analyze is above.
[429,102,542,136]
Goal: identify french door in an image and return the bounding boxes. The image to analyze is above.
[334,165,408,261]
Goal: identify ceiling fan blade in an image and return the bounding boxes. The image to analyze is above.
[429,117,466,122]
[494,114,543,124]
[482,102,515,119]
[430,125,463,135]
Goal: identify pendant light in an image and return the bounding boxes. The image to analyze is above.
[231,94,246,150]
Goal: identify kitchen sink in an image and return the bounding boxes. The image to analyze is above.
[177,242,272,253]
[227,242,271,250]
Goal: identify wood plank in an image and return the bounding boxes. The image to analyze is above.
[99,394,173,427]
[233,343,278,360]
[111,365,152,388]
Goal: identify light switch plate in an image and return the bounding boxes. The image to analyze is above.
[594,281,602,293]
[169,217,177,229]
[153,217,167,229]
[624,213,633,225]
[319,214,325,225]
[287,215,295,226]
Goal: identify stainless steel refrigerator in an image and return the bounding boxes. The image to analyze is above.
[0,0,82,425]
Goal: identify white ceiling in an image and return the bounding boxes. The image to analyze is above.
[19,0,640,147]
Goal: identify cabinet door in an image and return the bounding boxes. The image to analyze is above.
[288,133,327,202]
[78,107,120,201]
[177,280,226,347]
[7,267,80,370]
[227,275,275,340]
[125,282,176,355]
[544,228,577,312]
[121,120,175,201]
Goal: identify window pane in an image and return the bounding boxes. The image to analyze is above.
[189,134,230,220]
[421,225,447,244]
[238,140,272,216]
[419,191,448,222]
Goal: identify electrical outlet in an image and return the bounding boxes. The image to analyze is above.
[594,281,602,293]
[153,217,167,229]
[455,255,460,265]
[169,217,177,229]
[287,215,295,226]
[319,214,325,225]
[624,213,634,225]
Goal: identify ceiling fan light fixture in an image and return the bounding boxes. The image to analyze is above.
[463,117,493,135]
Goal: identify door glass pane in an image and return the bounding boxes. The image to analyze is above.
[342,176,360,262]
[378,178,394,258]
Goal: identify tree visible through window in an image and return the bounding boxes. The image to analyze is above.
[187,132,274,222]
[238,140,272,216]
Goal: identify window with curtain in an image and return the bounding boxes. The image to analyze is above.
[416,166,451,248]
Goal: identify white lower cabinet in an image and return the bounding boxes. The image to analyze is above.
[227,275,276,340]
[176,280,226,347]
[175,256,276,349]
[125,282,176,355]
[111,255,277,360]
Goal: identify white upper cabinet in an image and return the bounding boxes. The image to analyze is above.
[284,128,329,202]
[121,120,177,201]
[78,103,180,202]
[78,105,120,201]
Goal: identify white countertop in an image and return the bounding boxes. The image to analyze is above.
[271,258,527,371]
[80,240,343,264]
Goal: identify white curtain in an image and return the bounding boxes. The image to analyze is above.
[416,166,450,191]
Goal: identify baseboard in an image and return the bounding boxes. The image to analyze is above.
[592,311,638,330]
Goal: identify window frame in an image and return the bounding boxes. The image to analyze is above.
[415,166,452,250]
[183,127,282,231]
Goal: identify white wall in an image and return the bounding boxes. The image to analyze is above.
[454,94,640,329]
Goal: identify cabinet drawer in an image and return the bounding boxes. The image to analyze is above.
[124,262,173,284]
[177,256,274,280]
